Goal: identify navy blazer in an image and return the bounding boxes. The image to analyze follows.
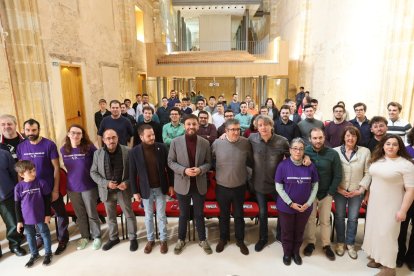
[128,142,171,199]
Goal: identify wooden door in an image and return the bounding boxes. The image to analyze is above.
[60,66,85,128]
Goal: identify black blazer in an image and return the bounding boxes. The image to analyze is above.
[128,142,171,199]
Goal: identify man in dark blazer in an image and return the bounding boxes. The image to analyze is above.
[129,124,173,254]
[90,129,138,252]
[168,114,212,255]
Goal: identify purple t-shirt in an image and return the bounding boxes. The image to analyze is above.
[275,158,319,214]
[406,146,414,159]
[60,145,97,192]
[16,138,58,194]
[15,178,48,225]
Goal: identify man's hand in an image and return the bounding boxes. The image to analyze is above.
[107,181,118,190]
[185,167,201,177]
[133,193,142,202]
[303,155,312,166]
[17,222,24,233]
[117,182,127,191]
[168,186,175,197]
[45,216,51,224]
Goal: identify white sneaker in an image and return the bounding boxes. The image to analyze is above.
[347,244,357,259]
[76,238,88,250]
[92,238,102,250]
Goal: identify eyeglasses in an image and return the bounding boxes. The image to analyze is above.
[354,108,364,112]
[290,147,304,152]
[224,115,234,118]
[199,117,208,120]
[69,131,82,136]
[227,128,240,132]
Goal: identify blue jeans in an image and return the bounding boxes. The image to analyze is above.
[334,193,363,245]
[256,191,279,242]
[142,188,167,241]
[25,222,52,255]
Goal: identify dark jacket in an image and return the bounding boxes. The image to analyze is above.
[349,117,372,147]
[94,110,111,129]
[129,143,171,199]
[0,149,17,201]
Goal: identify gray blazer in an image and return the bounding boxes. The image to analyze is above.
[90,145,131,202]
[168,135,211,195]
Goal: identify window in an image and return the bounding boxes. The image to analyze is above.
[135,6,144,42]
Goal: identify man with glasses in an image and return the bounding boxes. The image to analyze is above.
[349,102,371,146]
[217,110,235,137]
[324,104,352,148]
[162,107,185,148]
[197,111,217,145]
[193,98,212,124]
[212,119,252,255]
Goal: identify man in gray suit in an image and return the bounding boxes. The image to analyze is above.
[168,114,212,255]
[90,129,138,252]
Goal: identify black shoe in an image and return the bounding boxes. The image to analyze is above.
[303,243,315,256]
[396,258,403,268]
[25,254,40,268]
[10,246,27,256]
[54,241,68,255]
[0,248,2,258]
[215,240,227,253]
[407,261,414,271]
[293,254,303,265]
[236,240,249,255]
[323,246,336,261]
[130,239,138,252]
[254,240,267,252]
[42,253,52,266]
[102,238,120,251]
[283,255,292,266]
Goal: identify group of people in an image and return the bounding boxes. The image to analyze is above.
[0,88,413,276]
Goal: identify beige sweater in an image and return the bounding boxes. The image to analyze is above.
[334,146,372,191]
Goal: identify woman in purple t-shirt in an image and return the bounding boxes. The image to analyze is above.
[275,138,319,266]
[61,124,101,250]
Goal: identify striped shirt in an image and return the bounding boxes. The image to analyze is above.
[387,118,412,144]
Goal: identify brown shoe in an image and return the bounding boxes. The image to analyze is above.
[236,240,249,255]
[367,259,382,268]
[144,241,155,254]
[215,240,227,253]
[160,241,168,254]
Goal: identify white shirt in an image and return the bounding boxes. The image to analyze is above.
[212,113,225,129]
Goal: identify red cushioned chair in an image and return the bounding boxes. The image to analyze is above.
[267,201,279,218]
[232,191,259,223]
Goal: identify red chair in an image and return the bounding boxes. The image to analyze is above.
[59,168,76,219]
[232,191,259,223]
[165,194,192,241]
[267,202,279,218]
[330,201,367,241]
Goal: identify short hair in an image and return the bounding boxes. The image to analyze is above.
[98,99,106,104]
[370,116,388,126]
[332,104,345,112]
[138,124,153,136]
[197,98,205,104]
[309,127,324,137]
[224,109,234,115]
[142,106,154,114]
[120,103,127,107]
[198,110,209,118]
[353,102,367,111]
[260,106,267,110]
[303,96,312,104]
[284,98,291,104]
[23,118,40,129]
[183,114,199,124]
[15,160,35,174]
[255,115,274,128]
[225,119,240,129]
[280,105,290,112]
[240,101,247,106]
[300,86,304,89]
[102,128,118,138]
[290,137,306,148]
[124,99,131,103]
[169,107,181,115]
[109,100,121,107]
[387,101,402,111]
[232,93,238,96]
[337,101,346,107]
[0,114,17,125]
[209,96,216,100]
[310,99,318,104]
[182,97,189,101]
[303,104,314,111]
[216,101,223,107]
[142,93,149,97]
[162,96,168,100]
[341,126,361,145]
[135,93,141,97]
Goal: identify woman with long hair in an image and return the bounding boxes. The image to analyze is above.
[333,126,371,259]
[60,124,101,250]
[244,114,259,138]
[265,98,279,121]
[362,134,414,276]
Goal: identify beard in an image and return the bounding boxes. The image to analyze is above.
[27,134,39,141]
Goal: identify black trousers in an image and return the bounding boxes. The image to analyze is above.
[398,202,414,262]
[216,184,246,242]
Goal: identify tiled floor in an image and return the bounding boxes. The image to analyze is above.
[0,217,412,275]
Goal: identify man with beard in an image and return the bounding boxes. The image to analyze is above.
[275,105,301,142]
[16,119,69,255]
[324,104,352,148]
[168,114,212,255]
[0,114,25,161]
[366,116,388,152]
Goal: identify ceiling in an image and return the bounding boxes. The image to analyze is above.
[173,4,261,18]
